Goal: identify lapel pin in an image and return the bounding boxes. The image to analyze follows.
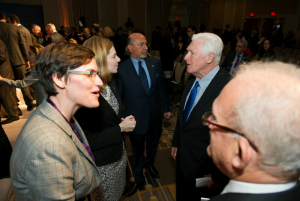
[152,65,154,67]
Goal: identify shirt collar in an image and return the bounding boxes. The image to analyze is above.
[222,180,297,195]
[195,65,220,89]
[237,52,244,57]
[130,56,144,66]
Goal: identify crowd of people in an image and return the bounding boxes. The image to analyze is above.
[0,9,300,201]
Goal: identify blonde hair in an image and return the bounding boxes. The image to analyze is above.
[83,36,113,90]
[103,26,114,38]
[30,44,44,55]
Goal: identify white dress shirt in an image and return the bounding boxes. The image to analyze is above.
[222,180,297,195]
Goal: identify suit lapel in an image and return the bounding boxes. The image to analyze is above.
[145,58,155,94]
[186,69,223,126]
[39,100,96,165]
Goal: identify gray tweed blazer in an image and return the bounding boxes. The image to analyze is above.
[10,98,100,200]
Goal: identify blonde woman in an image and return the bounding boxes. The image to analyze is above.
[75,36,136,200]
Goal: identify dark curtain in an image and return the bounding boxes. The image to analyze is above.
[146,0,173,41]
[72,0,99,32]
[187,0,210,32]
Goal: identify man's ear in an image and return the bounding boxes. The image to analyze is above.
[127,45,133,53]
[52,74,66,89]
[232,137,254,170]
[206,52,215,64]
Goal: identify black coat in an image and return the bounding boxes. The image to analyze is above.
[172,69,230,180]
[75,79,124,167]
[19,25,32,53]
[117,57,170,135]
[221,51,253,72]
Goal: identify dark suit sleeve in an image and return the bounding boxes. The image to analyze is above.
[157,60,170,112]
[44,37,53,46]
[117,71,124,103]
[75,108,122,151]
[17,29,28,62]
[0,40,6,64]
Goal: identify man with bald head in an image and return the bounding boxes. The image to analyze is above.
[206,62,300,201]
[44,23,64,46]
[172,33,230,200]
[117,33,171,196]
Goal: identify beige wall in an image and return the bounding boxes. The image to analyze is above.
[128,0,146,31]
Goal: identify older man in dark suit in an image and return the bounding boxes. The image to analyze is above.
[117,33,171,196]
[207,62,300,201]
[0,39,19,124]
[44,23,65,46]
[30,24,41,45]
[172,33,230,200]
[0,10,34,112]
[221,39,252,75]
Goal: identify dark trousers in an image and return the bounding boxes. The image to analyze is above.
[0,86,18,118]
[128,119,161,183]
[176,158,223,201]
[12,65,33,106]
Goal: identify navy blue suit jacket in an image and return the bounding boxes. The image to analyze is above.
[117,57,170,135]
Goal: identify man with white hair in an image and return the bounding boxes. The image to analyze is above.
[44,23,65,46]
[172,33,230,200]
[206,61,300,201]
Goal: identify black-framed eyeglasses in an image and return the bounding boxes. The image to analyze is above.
[68,70,101,81]
[130,42,150,48]
[202,111,259,153]
[28,52,36,56]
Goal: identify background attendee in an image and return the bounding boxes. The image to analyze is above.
[79,27,92,42]
[0,122,12,179]
[0,10,34,113]
[257,38,276,61]
[222,39,252,75]
[206,61,300,201]
[10,42,102,200]
[0,44,46,106]
[118,33,171,196]
[230,30,242,51]
[6,14,32,54]
[160,27,174,79]
[151,26,162,50]
[76,36,136,201]
[0,39,19,124]
[172,33,230,201]
[186,26,196,46]
[30,24,41,45]
[44,23,65,46]
[125,18,133,28]
[91,23,102,36]
[103,26,115,41]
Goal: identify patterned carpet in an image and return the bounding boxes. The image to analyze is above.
[122,96,181,201]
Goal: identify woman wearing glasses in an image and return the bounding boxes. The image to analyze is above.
[0,44,47,106]
[75,36,136,201]
[10,42,103,200]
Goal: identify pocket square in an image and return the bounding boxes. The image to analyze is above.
[156,73,159,77]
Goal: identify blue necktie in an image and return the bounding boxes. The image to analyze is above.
[138,61,149,95]
[183,82,199,125]
[232,55,240,75]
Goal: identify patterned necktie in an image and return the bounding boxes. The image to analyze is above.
[138,60,149,95]
[232,55,241,75]
[183,82,199,125]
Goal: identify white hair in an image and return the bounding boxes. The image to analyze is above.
[231,61,300,180]
[46,23,56,31]
[192,32,223,63]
